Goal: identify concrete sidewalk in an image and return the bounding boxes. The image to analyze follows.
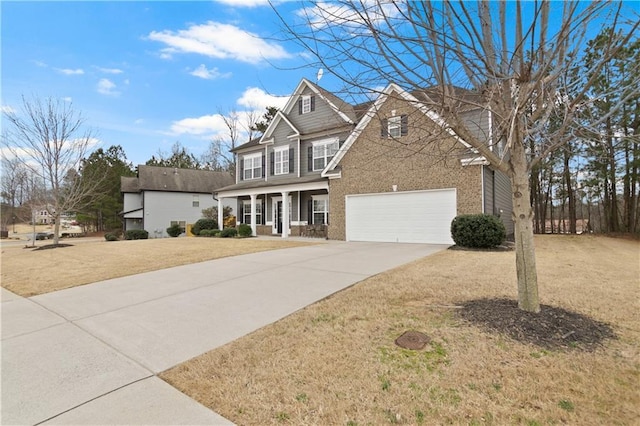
[1,240,447,425]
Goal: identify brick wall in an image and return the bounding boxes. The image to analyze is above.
[328,94,483,240]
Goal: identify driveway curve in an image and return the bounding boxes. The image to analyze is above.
[1,240,447,425]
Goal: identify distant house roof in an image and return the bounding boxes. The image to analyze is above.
[121,165,234,194]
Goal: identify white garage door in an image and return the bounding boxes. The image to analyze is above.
[345,189,456,244]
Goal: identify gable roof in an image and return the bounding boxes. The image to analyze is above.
[322,83,478,178]
[282,78,356,125]
[260,110,300,143]
[122,165,234,194]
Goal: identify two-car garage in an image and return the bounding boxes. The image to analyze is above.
[345,189,457,244]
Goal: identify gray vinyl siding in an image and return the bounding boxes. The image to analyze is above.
[460,108,491,145]
[267,122,297,180]
[287,87,348,134]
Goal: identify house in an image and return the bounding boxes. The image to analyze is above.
[121,165,234,237]
[215,78,513,244]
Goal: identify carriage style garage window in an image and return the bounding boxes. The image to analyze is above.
[274,146,289,175]
[243,153,262,180]
[312,195,329,225]
[312,139,339,171]
[243,200,262,224]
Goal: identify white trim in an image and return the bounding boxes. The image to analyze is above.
[481,165,486,214]
[460,156,489,166]
[259,111,300,143]
[216,180,329,198]
[301,95,312,114]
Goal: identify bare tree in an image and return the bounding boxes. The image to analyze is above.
[277,1,639,312]
[2,96,104,246]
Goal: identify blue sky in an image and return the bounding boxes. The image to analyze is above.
[1,0,326,166]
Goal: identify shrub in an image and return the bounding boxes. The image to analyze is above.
[199,229,220,237]
[166,224,182,237]
[124,229,149,240]
[238,223,252,237]
[104,233,118,241]
[192,218,218,236]
[450,214,506,248]
[219,227,238,238]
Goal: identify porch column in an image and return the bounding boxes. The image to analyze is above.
[217,196,224,230]
[281,191,289,238]
[250,194,257,237]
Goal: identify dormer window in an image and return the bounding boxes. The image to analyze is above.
[298,95,315,114]
[381,115,408,138]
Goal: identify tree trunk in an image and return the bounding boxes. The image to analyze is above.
[563,147,577,233]
[53,213,61,245]
[510,143,540,313]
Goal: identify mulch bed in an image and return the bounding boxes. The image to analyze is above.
[457,298,616,351]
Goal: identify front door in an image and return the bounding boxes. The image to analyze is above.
[276,201,283,234]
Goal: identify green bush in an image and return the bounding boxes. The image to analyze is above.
[219,228,238,238]
[199,229,220,237]
[450,214,506,248]
[192,218,218,236]
[104,233,118,241]
[237,223,252,237]
[124,229,149,240]
[166,224,182,237]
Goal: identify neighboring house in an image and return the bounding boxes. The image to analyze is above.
[121,165,234,237]
[215,78,513,244]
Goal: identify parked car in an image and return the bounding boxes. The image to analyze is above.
[35,232,54,240]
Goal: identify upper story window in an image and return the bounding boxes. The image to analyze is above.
[243,153,262,180]
[192,195,199,208]
[381,115,408,138]
[311,139,339,171]
[273,147,289,175]
[298,95,315,114]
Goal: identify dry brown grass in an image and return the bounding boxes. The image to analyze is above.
[1,238,312,297]
[161,235,640,425]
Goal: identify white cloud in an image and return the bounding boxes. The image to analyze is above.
[1,105,16,114]
[62,97,73,102]
[134,118,144,125]
[170,114,228,136]
[189,64,232,80]
[96,67,124,74]
[214,0,270,7]
[55,68,85,75]
[33,60,48,68]
[237,87,289,110]
[297,1,403,31]
[147,21,290,64]
[97,78,120,96]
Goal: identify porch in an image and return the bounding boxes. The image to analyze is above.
[215,177,329,239]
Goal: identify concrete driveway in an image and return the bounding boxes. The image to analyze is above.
[1,240,447,425]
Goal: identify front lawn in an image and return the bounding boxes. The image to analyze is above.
[161,235,639,425]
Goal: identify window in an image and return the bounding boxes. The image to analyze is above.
[192,195,199,208]
[312,197,328,225]
[388,116,402,137]
[302,96,311,114]
[243,154,262,180]
[274,147,289,175]
[298,95,315,114]
[312,140,339,171]
[170,220,186,233]
[243,200,262,225]
[382,115,408,138]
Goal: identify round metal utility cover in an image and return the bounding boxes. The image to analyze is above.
[395,330,430,350]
